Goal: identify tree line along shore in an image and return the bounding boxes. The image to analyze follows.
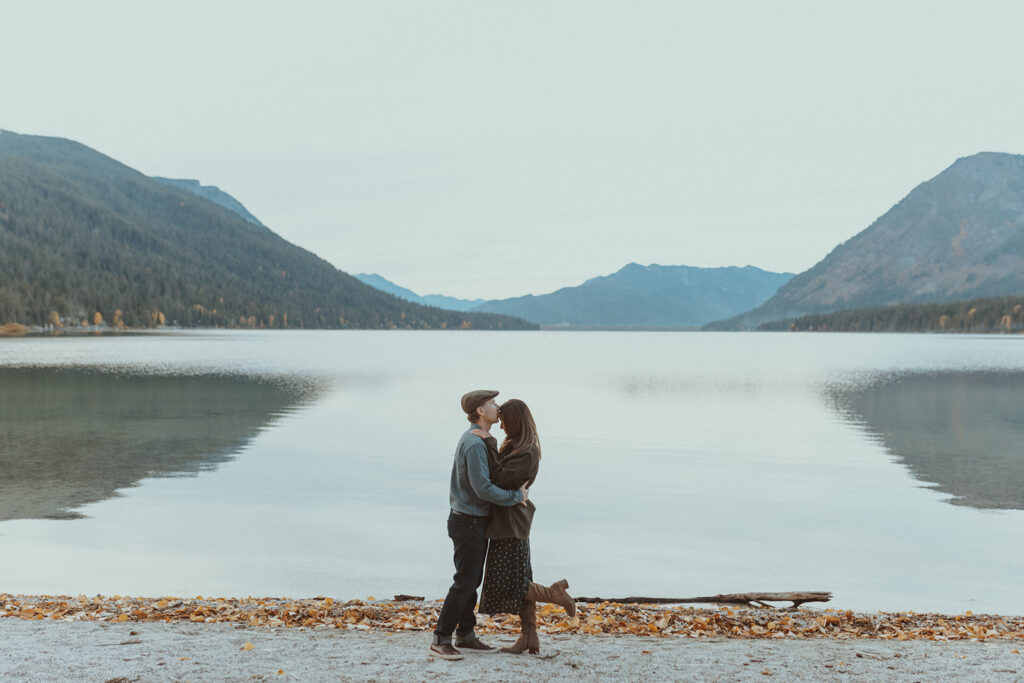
[761,296,1024,333]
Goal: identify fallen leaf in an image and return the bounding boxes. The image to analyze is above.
[241,642,255,651]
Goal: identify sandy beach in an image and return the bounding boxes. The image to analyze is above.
[2,619,1023,681]
[2,595,1022,681]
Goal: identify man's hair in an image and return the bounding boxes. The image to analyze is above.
[466,408,480,424]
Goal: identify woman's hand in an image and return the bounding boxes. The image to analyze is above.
[470,428,489,439]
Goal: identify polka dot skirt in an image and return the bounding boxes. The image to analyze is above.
[479,538,533,615]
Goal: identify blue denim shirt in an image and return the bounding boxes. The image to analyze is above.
[449,424,524,515]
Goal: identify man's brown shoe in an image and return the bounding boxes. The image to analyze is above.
[429,642,464,660]
[454,638,498,654]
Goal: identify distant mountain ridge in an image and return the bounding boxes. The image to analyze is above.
[354,273,486,312]
[153,177,264,226]
[709,152,1024,329]
[360,264,794,327]
[473,263,793,327]
[0,130,534,330]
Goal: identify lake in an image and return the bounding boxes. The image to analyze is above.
[1,330,1022,614]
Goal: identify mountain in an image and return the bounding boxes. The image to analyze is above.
[471,264,790,327]
[0,130,534,330]
[357,265,794,327]
[354,273,486,312]
[469,263,794,328]
[153,177,264,226]
[709,152,1024,330]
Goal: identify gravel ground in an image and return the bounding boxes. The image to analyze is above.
[2,620,1022,682]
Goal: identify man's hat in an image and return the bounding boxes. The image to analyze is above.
[461,389,499,414]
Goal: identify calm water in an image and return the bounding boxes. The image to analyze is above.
[1,330,1022,614]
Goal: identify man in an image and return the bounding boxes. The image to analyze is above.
[430,389,528,660]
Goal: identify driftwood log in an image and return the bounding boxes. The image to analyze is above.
[573,591,832,609]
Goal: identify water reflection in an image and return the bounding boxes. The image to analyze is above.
[0,367,321,521]
[830,371,1024,510]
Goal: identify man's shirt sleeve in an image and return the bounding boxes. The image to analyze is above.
[464,439,524,506]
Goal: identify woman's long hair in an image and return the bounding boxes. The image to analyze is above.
[498,399,541,459]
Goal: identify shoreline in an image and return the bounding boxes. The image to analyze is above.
[4,594,1022,641]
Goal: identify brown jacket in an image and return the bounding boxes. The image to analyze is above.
[483,436,539,540]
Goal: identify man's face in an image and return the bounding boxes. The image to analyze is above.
[477,398,499,424]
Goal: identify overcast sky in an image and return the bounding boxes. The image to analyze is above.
[4,1,1024,299]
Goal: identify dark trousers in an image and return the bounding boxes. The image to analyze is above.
[433,511,488,640]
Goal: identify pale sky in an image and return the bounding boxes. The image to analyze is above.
[3,1,1024,299]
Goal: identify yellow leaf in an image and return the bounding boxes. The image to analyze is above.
[278,670,284,675]
[241,642,255,651]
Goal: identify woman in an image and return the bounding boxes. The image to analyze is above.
[472,398,576,655]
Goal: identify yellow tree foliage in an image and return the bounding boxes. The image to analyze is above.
[47,311,63,328]
[93,312,103,326]
[112,309,124,329]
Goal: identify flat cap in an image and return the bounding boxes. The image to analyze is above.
[461,389,499,414]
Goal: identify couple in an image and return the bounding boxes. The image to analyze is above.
[429,390,576,660]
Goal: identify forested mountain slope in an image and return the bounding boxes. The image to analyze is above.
[0,130,533,330]
[709,152,1024,330]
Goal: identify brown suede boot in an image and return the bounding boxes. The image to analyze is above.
[525,579,576,618]
[500,599,539,654]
